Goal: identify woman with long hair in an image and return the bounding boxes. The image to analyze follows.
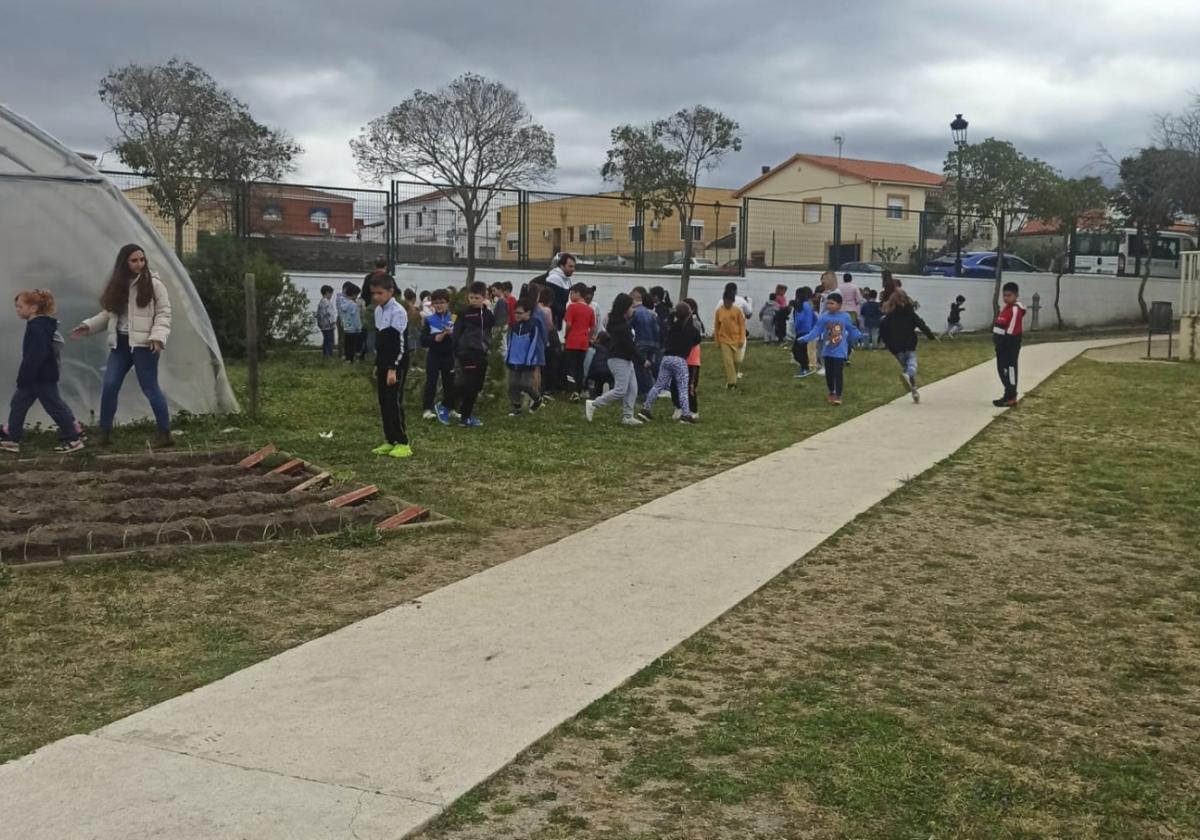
[71,243,173,447]
[584,293,643,426]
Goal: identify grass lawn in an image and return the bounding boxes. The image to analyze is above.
[0,336,995,764]
[412,355,1200,840]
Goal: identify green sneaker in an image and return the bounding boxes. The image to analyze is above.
[389,444,414,459]
[372,442,395,455]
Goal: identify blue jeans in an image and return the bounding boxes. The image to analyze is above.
[8,382,79,442]
[101,334,170,432]
[321,328,336,357]
[894,350,918,380]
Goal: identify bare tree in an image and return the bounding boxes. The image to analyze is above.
[100,58,300,256]
[1155,91,1200,240]
[603,106,741,299]
[352,73,556,283]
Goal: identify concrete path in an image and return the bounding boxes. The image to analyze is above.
[0,339,1121,840]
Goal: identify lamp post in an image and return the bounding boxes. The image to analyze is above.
[950,113,969,278]
[714,200,722,266]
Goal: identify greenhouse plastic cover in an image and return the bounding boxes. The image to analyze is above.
[0,104,238,427]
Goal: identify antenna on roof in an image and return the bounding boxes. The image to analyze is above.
[833,134,844,161]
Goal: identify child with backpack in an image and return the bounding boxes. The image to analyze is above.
[878,289,937,403]
[796,292,864,406]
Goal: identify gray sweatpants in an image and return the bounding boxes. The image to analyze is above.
[592,357,637,420]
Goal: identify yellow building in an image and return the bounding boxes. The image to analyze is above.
[498,187,739,269]
[121,185,232,254]
[734,154,943,269]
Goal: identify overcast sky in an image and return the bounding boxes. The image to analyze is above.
[3,0,1198,193]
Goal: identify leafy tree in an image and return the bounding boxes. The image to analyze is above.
[99,59,300,256]
[1155,91,1200,240]
[188,234,312,357]
[944,138,1056,315]
[352,73,556,283]
[1111,148,1184,321]
[1027,176,1111,328]
[603,106,741,298]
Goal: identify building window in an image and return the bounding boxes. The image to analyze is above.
[496,211,502,225]
[679,219,704,241]
[580,224,591,241]
[597,223,614,241]
[403,213,410,230]
[628,221,643,243]
[507,235,518,252]
[262,205,283,222]
[428,209,437,225]
[802,201,821,225]
[886,195,908,220]
[309,208,330,227]
[568,226,575,242]
[416,212,423,227]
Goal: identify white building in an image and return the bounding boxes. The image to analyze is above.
[390,188,508,261]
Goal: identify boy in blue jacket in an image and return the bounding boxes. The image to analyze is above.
[791,286,817,378]
[505,300,546,416]
[3,290,84,454]
[796,292,864,406]
[421,289,457,421]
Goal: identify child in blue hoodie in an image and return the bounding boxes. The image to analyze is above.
[791,286,817,378]
[420,288,456,420]
[3,290,84,454]
[505,299,546,416]
[796,291,864,406]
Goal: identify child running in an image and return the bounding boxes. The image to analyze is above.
[505,298,546,416]
[585,293,643,426]
[992,282,1026,407]
[3,290,85,455]
[369,276,412,458]
[680,297,704,420]
[941,295,966,339]
[791,286,816,378]
[450,281,495,427]
[796,291,863,406]
[421,289,456,421]
[714,285,747,390]
[878,288,937,403]
[638,303,700,424]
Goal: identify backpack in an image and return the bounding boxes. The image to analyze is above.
[530,272,549,285]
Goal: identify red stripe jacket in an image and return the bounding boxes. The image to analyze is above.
[993,301,1026,338]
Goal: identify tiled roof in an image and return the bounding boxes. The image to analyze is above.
[735,153,943,196]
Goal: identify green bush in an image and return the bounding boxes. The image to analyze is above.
[187,234,313,357]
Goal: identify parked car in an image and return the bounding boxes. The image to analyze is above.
[922,252,1040,278]
[594,255,632,268]
[837,261,886,274]
[660,257,718,272]
[717,258,745,274]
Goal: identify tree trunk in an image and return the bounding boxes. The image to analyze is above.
[679,210,693,300]
[1138,227,1156,322]
[463,201,477,285]
[174,218,185,258]
[991,215,1005,320]
[1053,268,1065,330]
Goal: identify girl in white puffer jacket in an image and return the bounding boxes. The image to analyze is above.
[72,243,173,448]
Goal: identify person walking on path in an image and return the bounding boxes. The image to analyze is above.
[796,291,863,406]
[992,282,1026,407]
[70,243,173,448]
[941,295,966,339]
[369,276,412,459]
[638,302,700,424]
[878,288,937,403]
[585,293,644,426]
[3,289,85,455]
[714,286,748,390]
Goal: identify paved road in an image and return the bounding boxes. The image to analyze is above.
[0,339,1124,840]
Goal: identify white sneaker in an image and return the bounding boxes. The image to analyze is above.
[584,400,595,422]
[422,410,436,420]
[621,417,644,426]
[815,366,825,376]
[671,409,682,420]
[692,412,699,421]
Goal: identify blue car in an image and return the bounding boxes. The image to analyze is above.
[923,252,1039,278]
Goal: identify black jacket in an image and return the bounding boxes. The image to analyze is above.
[878,304,936,354]
[606,318,641,363]
[17,315,60,388]
[663,319,701,359]
[452,305,495,361]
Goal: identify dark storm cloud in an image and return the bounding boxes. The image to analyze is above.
[3,0,1197,191]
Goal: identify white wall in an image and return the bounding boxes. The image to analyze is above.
[287,266,1180,343]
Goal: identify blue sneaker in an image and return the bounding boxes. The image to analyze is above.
[459,416,483,428]
[435,403,451,426]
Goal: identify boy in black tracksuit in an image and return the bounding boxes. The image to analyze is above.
[451,281,495,427]
[992,282,1026,407]
[369,278,411,458]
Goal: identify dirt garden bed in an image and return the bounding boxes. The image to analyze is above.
[0,447,448,568]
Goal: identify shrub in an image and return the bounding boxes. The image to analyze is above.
[187,234,313,357]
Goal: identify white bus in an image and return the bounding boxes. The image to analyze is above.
[1073,228,1197,278]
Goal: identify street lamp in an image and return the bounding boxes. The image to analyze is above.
[714,200,722,266]
[950,113,969,278]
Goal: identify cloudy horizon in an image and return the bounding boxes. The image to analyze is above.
[3,0,1197,193]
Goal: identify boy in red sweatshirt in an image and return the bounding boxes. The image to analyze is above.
[992,281,1026,407]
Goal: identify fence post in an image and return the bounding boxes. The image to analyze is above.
[740,198,750,271]
[634,202,645,273]
[517,190,527,270]
[244,272,259,415]
[917,210,927,272]
[387,180,397,273]
[831,205,843,270]
[1067,222,1076,275]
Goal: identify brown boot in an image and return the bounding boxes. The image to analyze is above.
[151,431,175,449]
[96,429,112,447]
